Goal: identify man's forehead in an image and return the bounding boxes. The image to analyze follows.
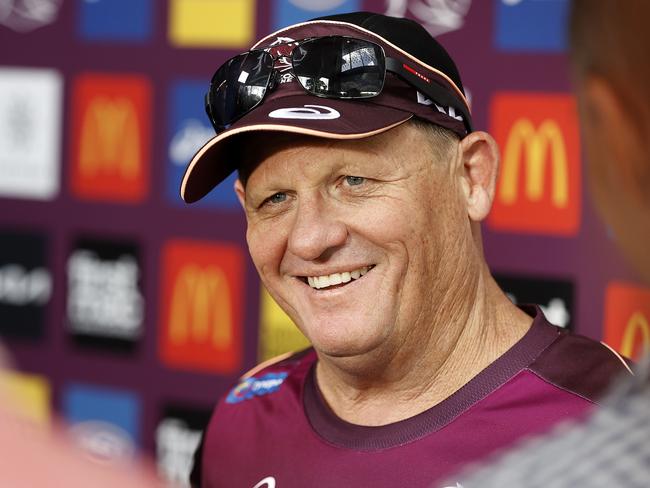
[238,123,426,186]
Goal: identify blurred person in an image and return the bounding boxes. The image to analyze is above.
[444,1,650,486]
[571,0,650,282]
[181,12,630,488]
[0,347,165,487]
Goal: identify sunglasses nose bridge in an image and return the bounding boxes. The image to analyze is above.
[267,68,280,92]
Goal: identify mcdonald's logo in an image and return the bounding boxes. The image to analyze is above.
[603,281,650,360]
[488,93,581,236]
[258,287,310,362]
[159,240,244,374]
[70,74,151,202]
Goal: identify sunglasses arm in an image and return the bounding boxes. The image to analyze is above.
[385,57,473,133]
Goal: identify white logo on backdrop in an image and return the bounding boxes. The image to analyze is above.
[169,119,215,166]
[70,421,135,463]
[540,298,571,329]
[385,0,471,36]
[506,293,571,329]
[0,264,51,306]
[66,250,144,340]
[288,0,347,10]
[269,105,340,120]
[156,418,203,487]
[0,0,63,32]
[0,68,62,200]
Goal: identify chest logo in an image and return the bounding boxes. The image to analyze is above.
[252,476,276,488]
[226,372,288,404]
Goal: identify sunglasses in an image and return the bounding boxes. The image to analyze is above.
[205,35,472,134]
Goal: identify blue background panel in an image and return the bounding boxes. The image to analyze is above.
[79,0,153,42]
[495,0,569,52]
[273,0,361,31]
[63,383,141,443]
[167,80,239,209]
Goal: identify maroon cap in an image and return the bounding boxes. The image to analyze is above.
[181,17,472,203]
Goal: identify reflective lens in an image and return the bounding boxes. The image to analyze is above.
[206,37,388,132]
[292,37,385,98]
[208,50,274,130]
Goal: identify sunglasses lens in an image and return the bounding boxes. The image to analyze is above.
[208,51,274,130]
[292,37,385,98]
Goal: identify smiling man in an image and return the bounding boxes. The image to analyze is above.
[182,12,629,488]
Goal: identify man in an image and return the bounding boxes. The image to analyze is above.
[182,12,629,488]
[570,0,650,282]
[445,2,650,486]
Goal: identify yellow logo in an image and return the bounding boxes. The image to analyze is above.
[169,0,255,48]
[78,97,141,179]
[500,119,568,207]
[258,287,310,362]
[0,371,50,425]
[621,312,650,359]
[169,265,232,349]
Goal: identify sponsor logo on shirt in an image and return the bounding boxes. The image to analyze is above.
[0,67,62,200]
[603,282,650,360]
[226,372,289,404]
[168,0,254,48]
[159,239,244,374]
[66,238,144,348]
[70,73,151,203]
[63,383,140,463]
[253,477,276,488]
[156,405,212,487]
[0,230,50,340]
[495,0,569,52]
[249,476,463,488]
[488,93,581,236]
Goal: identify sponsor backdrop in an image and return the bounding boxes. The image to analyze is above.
[0,0,648,484]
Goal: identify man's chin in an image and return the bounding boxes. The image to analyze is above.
[307,328,387,362]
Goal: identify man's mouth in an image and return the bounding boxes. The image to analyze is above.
[303,266,374,290]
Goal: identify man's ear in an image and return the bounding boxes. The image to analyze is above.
[234,178,246,210]
[457,130,499,222]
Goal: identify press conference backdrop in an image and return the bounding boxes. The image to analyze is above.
[0,0,648,485]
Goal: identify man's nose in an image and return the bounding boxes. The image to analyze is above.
[287,196,348,261]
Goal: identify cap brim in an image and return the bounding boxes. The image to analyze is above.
[180,94,412,203]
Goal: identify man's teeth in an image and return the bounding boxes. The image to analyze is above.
[306,267,371,289]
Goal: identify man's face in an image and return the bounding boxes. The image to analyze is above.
[237,123,470,358]
[575,74,650,282]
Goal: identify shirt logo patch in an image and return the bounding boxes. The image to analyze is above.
[226,372,288,404]
[252,476,276,488]
[268,105,340,120]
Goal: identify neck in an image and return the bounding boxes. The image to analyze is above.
[314,260,532,426]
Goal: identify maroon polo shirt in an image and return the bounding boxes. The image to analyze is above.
[192,307,630,488]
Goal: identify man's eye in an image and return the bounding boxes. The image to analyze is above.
[345,176,365,186]
[266,192,287,205]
